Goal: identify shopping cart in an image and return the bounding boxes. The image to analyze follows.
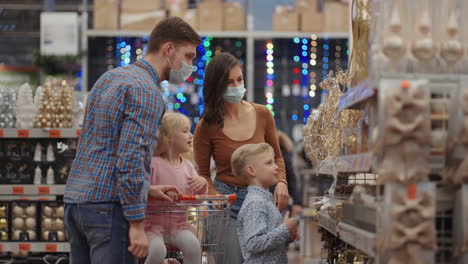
[143,194,237,264]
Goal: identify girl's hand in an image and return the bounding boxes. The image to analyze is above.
[149,185,182,202]
[188,175,208,193]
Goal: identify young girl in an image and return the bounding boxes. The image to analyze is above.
[144,112,208,264]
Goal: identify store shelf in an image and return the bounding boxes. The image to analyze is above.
[318,211,338,236]
[0,242,69,252]
[316,152,373,175]
[339,78,376,110]
[318,211,376,257]
[338,222,376,257]
[0,128,80,138]
[86,30,348,39]
[0,196,57,201]
[0,185,66,195]
[431,115,449,121]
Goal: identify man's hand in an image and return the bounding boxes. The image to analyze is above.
[128,220,148,259]
[148,185,182,201]
[274,182,289,212]
[188,175,208,193]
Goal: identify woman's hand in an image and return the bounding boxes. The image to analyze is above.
[274,182,289,212]
[188,175,208,193]
[148,185,182,202]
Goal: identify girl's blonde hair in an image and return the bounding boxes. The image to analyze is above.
[155,112,194,164]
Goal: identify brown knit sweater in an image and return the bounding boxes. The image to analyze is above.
[193,103,286,194]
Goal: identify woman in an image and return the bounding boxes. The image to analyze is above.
[193,52,289,263]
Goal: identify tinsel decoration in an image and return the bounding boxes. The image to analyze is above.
[0,85,16,128]
[303,70,363,167]
[16,83,36,128]
[34,79,74,128]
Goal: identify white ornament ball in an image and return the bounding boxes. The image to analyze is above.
[25,205,36,217]
[57,230,65,241]
[13,217,25,230]
[54,218,64,230]
[25,217,36,229]
[56,206,64,217]
[42,230,50,241]
[42,218,52,230]
[27,230,36,240]
[13,230,21,240]
[43,206,53,217]
[13,206,24,217]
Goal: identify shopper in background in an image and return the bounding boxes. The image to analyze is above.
[193,52,289,263]
[232,143,300,264]
[144,113,208,264]
[277,130,303,216]
[63,17,201,264]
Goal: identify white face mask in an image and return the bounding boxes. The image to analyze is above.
[224,84,246,104]
[166,48,193,84]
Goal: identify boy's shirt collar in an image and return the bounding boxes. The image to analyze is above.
[247,185,274,201]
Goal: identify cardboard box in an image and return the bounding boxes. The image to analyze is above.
[198,2,223,31]
[93,0,119,30]
[324,1,349,32]
[165,0,189,11]
[273,6,299,32]
[224,2,245,31]
[120,10,167,31]
[299,0,325,32]
[169,8,199,30]
[121,0,162,13]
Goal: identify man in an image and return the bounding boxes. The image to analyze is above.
[64,17,202,263]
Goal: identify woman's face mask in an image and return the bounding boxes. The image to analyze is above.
[223,84,246,104]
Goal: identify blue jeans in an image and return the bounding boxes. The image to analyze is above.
[64,203,135,264]
[213,179,247,264]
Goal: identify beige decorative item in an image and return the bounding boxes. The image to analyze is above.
[411,8,436,73]
[34,79,74,128]
[349,0,371,86]
[303,70,363,167]
[450,89,468,183]
[377,80,431,184]
[382,4,406,72]
[440,11,464,73]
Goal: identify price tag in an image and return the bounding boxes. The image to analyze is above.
[0,243,3,251]
[406,184,417,200]
[38,198,49,201]
[17,129,29,138]
[45,244,57,252]
[19,243,31,251]
[76,129,81,137]
[38,186,50,195]
[49,129,61,138]
[0,129,3,137]
[12,186,25,195]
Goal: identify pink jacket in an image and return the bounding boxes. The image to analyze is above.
[144,156,208,236]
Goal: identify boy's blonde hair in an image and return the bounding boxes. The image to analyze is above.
[231,143,274,181]
[155,112,193,162]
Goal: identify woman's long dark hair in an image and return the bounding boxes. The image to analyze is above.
[202,52,242,128]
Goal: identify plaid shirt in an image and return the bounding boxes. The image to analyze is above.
[64,60,165,221]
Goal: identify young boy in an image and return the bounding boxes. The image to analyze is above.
[232,143,300,264]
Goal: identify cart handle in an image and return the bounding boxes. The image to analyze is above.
[149,194,237,204]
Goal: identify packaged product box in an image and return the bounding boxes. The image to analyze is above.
[122,0,162,13]
[298,0,325,32]
[169,8,199,30]
[324,1,349,32]
[121,10,167,31]
[165,0,189,11]
[93,0,119,30]
[224,2,246,31]
[198,1,223,31]
[273,5,299,32]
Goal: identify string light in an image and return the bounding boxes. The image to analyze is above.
[265,41,275,116]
